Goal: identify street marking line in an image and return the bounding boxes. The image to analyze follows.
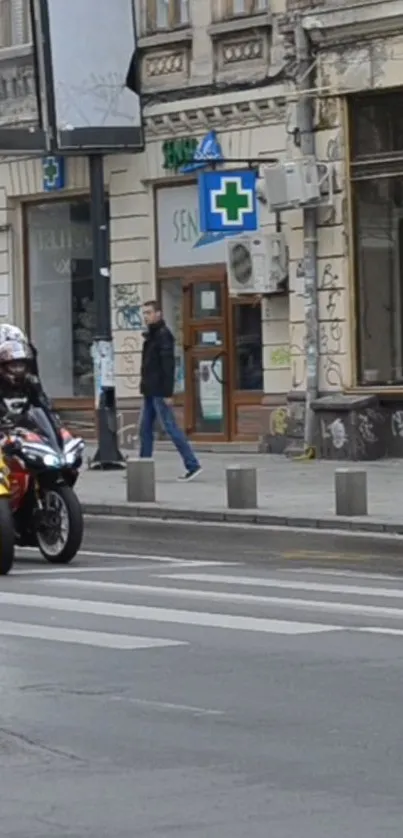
[157,573,403,599]
[11,566,156,576]
[25,581,403,621]
[0,621,187,650]
[108,696,223,715]
[14,550,239,570]
[11,561,241,577]
[16,550,193,563]
[0,592,344,634]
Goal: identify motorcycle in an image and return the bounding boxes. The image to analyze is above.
[0,398,85,572]
[0,449,14,575]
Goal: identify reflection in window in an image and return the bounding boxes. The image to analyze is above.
[226,0,267,15]
[161,278,185,394]
[0,0,31,48]
[146,0,189,31]
[233,303,263,390]
[354,177,403,384]
[192,281,222,319]
[27,199,108,399]
[349,92,403,160]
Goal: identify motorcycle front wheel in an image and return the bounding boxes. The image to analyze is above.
[36,484,83,564]
[0,497,14,575]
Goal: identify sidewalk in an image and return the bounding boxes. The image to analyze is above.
[76,450,403,534]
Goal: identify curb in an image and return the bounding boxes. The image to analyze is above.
[81,502,403,536]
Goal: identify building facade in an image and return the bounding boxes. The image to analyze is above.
[1,0,403,457]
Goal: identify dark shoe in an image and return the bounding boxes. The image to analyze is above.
[177,466,203,482]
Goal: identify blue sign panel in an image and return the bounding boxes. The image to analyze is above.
[180,130,223,174]
[198,169,258,234]
[43,155,65,191]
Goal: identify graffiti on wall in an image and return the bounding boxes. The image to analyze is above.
[113,284,144,393]
[269,406,289,437]
[290,324,305,390]
[120,335,141,390]
[392,411,403,438]
[270,347,290,367]
[113,284,143,331]
[319,262,345,389]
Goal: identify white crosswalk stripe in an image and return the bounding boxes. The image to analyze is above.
[158,573,403,599]
[37,577,403,620]
[0,591,344,635]
[0,621,187,649]
[3,564,403,649]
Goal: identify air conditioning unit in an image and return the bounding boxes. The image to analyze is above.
[264,157,329,212]
[226,233,288,296]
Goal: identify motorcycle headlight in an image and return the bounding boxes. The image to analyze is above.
[64,440,84,465]
[43,453,61,467]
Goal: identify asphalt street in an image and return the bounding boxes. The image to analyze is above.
[2,521,403,836]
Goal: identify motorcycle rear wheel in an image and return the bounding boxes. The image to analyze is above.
[36,484,83,564]
[0,497,14,575]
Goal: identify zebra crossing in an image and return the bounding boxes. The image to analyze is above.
[3,557,403,650]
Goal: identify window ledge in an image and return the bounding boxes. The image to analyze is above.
[138,28,193,51]
[208,12,271,39]
[0,43,33,61]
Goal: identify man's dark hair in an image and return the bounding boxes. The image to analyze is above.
[143,300,160,311]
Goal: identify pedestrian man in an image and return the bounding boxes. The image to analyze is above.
[139,300,202,481]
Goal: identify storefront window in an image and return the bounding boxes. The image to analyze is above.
[233,302,263,390]
[351,93,403,386]
[354,177,403,385]
[161,278,185,394]
[26,199,107,399]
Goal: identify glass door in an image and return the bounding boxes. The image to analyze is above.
[184,277,230,440]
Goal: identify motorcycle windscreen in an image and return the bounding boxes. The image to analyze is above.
[26,406,61,452]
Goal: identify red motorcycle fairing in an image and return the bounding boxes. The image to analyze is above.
[3,426,69,512]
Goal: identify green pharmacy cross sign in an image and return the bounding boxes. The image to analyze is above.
[42,155,65,192]
[199,169,258,233]
[213,178,252,224]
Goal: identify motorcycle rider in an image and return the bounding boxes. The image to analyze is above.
[0,336,59,433]
[0,324,53,413]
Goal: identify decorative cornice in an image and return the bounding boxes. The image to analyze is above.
[304,0,403,45]
[144,92,286,138]
[138,28,192,51]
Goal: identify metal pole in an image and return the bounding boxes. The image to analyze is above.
[89,154,124,470]
[295,23,319,455]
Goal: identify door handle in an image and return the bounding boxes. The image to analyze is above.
[212,351,227,385]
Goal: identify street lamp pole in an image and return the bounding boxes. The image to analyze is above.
[89,154,125,470]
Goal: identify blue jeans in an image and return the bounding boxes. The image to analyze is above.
[140,396,200,472]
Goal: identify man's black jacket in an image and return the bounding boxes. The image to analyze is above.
[140,320,175,399]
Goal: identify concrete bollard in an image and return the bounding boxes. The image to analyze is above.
[127,458,155,503]
[335,469,367,516]
[226,466,257,509]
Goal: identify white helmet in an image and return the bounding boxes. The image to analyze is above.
[0,337,32,387]
[0,324,27,345]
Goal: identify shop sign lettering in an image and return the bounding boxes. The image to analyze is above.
[162,138,198,171]
[172,208,199,244]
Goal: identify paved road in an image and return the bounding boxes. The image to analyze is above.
[3,533,403,836]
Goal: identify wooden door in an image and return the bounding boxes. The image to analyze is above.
[183,275,231,440]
